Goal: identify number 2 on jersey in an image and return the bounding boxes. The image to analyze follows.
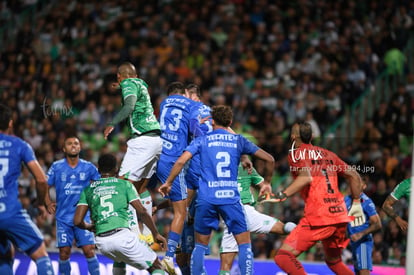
[216,152,230,177]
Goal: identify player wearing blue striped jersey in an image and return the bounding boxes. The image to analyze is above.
[159,105,275,275]
[175,84,212,275]
[156,82,203,274]
[0,104,55,275]
[47,136,100,275]
[345,184,381,275]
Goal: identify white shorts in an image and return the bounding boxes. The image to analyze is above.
[220,204,278,253]
[95,228,157,270]
[119,135,162,181]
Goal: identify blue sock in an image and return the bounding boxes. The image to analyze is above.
[166,231,181,258]
[0,259,13,275]
[37,256,54,275]
[179,265,191,275]
[59,259,71,275]
[190,243,208,275]
[87,256,100,275]
[238,243,253,275]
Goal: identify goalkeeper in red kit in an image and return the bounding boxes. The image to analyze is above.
[272,122,364,275]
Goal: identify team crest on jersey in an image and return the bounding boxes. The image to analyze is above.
[61,173,67,181]
[80,173,86,180]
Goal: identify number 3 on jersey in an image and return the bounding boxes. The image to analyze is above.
[160,107,183,131]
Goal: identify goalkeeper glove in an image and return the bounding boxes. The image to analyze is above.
[348,198,366,227]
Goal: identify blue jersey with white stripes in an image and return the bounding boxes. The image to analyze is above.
[47,158,100,224]
[159,94,201,157]
[0,134,36,219]
[185,129,259,205]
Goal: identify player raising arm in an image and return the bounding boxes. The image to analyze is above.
[0,104,55,275]
[159,105,275,275]
[382,178,411,233]
[273,122,364,275]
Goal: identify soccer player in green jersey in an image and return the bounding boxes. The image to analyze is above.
[219,163,296,274]
[382,178,411,233]
[103,62,162,249]
[74,154,167,275]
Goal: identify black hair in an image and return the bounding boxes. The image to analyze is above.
[299,122,312,144]
[167,81,185,95]
[0,104,12,131]
[98,154,117,173]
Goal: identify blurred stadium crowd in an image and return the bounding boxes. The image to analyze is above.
[1,0,413,268]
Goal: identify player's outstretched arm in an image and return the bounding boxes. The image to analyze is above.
[158,151,193,196]
[252,148,274,183]
[131,200,167,250]
[27,160,55,214]
[382,195,408,232]
[74,205,95,232]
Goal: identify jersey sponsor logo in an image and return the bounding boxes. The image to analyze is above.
[0,141,12,148]
[328,205,345,214]
[162,139,173,149]
[215,190,235,198]
[289,141,323,163]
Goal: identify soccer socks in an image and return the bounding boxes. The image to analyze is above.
[274,249,306,275]
[59,259,71,275]
[112,261,126,275]
[151,269,166,275]
[326,258,354,275]
[218,271,230,275]
[140,190,153,216]
[190,243,208,275]
[87,256,100,275]
[0,259,13,275]
[166,231,181,257]
[238,243,253,275]
[37,256,54,275]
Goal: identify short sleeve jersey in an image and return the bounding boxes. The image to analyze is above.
[120,78,160,136]
[345,193,378,243]
[185,129,259,205]
[159,94,200,157]
[77,177,140,235]
[0,134,36,218]
[288,143,352,226]
[47,159,100,224]
[238,164,264,205]
[390,178,411,203]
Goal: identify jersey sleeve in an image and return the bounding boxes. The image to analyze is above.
[390,179,410,200]
[185,136,202,156]
[89,163,100,180]
[331,151,350,176]
[20,140,36,164]
[250,168,264,186]
[240,135,259,155]
[364,197,378,217]
[125,181,140,203]
[77,189,88,206]
[120,79,139,100]
[46,163,56,186]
